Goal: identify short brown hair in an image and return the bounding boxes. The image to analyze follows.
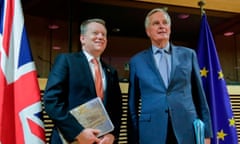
[80,18,106,34]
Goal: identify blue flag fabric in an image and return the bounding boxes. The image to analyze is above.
[196,14,238,144]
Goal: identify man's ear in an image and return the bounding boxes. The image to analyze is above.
[145,29,150,37]
[80,35,84,43]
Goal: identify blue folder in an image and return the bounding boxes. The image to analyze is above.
[193,119,205,144]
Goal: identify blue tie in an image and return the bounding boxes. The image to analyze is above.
[158,50,169,87]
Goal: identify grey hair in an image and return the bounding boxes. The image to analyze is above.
[80,18,106,34]
[144,8,171,28]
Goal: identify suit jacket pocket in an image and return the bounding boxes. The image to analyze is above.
[139,114,151,122]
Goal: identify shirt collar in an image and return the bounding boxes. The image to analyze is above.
[83,50,100,62]
[152,42,170,54]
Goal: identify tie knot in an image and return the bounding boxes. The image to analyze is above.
[160,49,164,53]
[91,58,99,65]
[156,49,165,54]
[161,49,168,53]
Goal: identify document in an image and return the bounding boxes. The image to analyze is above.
[193,119,205,144]
[59,97,114,144]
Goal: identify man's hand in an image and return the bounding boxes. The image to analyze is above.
[205,138,211,144]
[98,133,115,144]
[75,128,100,144]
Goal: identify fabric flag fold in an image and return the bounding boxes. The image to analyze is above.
[196,13,238,144]
[0,0,46,143]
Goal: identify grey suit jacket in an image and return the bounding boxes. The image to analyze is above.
[128,44,212,144]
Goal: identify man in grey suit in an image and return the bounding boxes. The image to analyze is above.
[127,8,212,144]
[44,18,122,144]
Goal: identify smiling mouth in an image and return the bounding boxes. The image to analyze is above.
[158,32,167,35]
[95,42,105,47]
[95,41,103,44]
[157,30,165,33]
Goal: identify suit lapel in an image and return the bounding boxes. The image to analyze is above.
[145,48,165,85]
[78,51,96,97]
[169,44,180,88]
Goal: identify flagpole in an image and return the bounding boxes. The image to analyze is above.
[198,0,206,15]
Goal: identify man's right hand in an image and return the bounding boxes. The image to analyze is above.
[75,128,101,144]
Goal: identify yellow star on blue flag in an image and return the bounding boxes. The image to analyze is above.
[218,71,224,79]
[229,118,235,127]
[200,67,208,77]
[217,129,227,141]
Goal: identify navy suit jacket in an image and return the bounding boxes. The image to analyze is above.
[44,51,122,143]
[127,44,212,144]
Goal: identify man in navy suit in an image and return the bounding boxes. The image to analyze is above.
[127,8,212,144]
[44,18,122,144]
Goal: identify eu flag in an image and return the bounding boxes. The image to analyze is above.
[196,14,238,144]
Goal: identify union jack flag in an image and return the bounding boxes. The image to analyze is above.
[0,0,46,143]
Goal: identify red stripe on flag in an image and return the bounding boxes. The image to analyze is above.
[27,118,45,141]
[2,0,14,56]
[0,72,16,144]
[14,71,44,143]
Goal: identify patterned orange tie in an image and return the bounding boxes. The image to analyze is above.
[91,58,104,99]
